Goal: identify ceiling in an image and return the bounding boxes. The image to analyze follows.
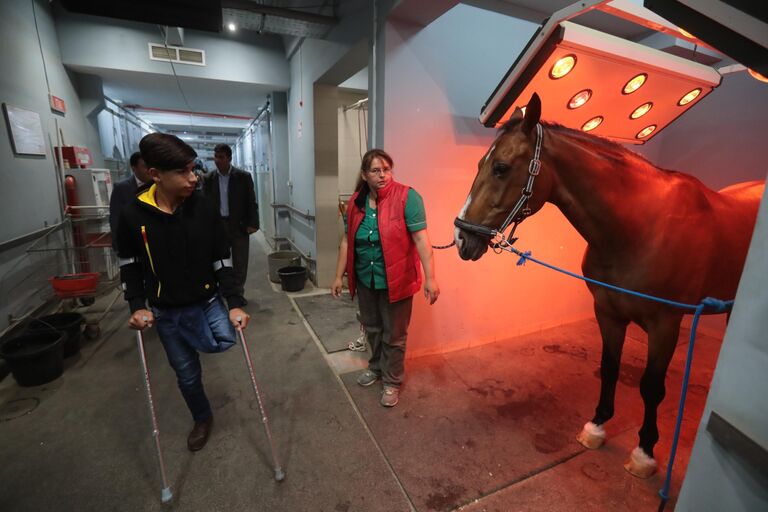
[68,1,689,142]
[467,0,656,40]
[80,67,274,117]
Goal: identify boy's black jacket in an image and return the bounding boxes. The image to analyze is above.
[116,185,245,313]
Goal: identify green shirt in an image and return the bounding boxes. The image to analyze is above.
[346,189,426,290]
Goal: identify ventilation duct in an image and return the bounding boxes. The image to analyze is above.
[149,43,206,66]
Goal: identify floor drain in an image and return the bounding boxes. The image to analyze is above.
[0,397,40,422]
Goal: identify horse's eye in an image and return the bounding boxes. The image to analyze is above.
[492,162,509,177]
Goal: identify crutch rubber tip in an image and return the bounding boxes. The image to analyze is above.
[161,487,173,503]
[275,469,285,482]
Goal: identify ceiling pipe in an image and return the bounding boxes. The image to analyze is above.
[222,0,337,25]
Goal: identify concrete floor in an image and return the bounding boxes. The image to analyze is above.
[0,233,722,511]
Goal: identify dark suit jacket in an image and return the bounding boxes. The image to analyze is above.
[203,167,259,236]
[109,176,140,250]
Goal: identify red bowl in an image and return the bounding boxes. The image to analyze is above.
[49,273,100,297]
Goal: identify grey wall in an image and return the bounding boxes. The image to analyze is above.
[286,38,369,268]
[676,184,768,511]
[54,8,289,90]
[0,0,103,243]
[380,4,597,356]
[631,70,767,335]
[650,72,768,190]
[0,0,105,333]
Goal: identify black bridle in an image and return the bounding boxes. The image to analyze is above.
[454,122,543,247]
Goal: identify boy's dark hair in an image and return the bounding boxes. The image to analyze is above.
[129,151,143,168]
[214,143,232,158]
[139,133,197,171]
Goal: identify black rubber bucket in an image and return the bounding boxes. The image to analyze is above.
[277,266,307,292]
[0,331,65,387]
[27,313,84,357]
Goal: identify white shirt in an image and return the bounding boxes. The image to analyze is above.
[218,166,231,217]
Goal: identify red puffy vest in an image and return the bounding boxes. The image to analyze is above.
[346,181,422,303]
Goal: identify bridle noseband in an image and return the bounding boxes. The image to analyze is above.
[454,122,543,247]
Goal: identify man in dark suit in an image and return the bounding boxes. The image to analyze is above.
[109,152,150,251]
[203,144,259,299]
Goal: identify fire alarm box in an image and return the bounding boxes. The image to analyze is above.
[56,146,93,169]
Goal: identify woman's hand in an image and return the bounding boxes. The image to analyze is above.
[331,277,344,298]
[129,309,154,330]
[424,278,440,305]
[230,308,250,329]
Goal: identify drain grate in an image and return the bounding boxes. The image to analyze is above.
[0,397,40,422]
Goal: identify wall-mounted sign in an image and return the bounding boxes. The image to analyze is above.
[50,94,66,114]
[2,103,47,156]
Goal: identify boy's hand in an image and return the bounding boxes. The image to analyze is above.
[129,309,154,330]
[230,308,249,329]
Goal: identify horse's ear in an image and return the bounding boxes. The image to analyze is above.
[522,92,541,135]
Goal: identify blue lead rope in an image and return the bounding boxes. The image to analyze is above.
[506,245,732,510]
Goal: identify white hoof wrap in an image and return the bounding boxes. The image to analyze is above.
[576,421,606,449]
[624,447,658,478]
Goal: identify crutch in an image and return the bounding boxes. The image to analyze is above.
[136,323,173,503]
[236,316,285,481]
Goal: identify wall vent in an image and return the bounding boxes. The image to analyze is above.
[149,43,206,66]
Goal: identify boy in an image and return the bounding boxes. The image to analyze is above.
[117,133,249,451]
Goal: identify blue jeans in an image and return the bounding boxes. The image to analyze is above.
[153,295,236,422]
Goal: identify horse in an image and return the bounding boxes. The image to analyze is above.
[454,92,764,478]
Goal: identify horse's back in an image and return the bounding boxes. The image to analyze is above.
[717,180,765,207]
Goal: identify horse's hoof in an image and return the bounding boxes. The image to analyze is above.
[576,421,606,449]
[624,447,658,478]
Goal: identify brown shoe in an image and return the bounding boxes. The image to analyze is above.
[187,416,213,452]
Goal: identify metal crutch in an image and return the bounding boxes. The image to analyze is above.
[136,323,173,503]
[236,317,285,481]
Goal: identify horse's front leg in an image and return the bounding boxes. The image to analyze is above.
[577,303,628,449]
[625,313,682,478]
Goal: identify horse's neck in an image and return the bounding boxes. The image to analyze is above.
[544,130,653,252]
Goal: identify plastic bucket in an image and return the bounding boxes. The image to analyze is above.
[27,313,84,357]
[277,266,307,292]
[0,331,65,387]
[268,251,301,283]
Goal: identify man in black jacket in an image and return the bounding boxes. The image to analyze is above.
[109,151,150,251]
[116,133,250,452]
[204,144,259,300]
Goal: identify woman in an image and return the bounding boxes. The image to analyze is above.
[332,149,439,407]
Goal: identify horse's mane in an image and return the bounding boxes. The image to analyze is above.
[499,117,665,173]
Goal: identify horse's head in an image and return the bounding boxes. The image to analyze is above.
[455,93,553,261]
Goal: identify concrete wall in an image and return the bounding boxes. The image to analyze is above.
[631,70,768,336]
[380,3,768,357]
[55,8,289,90]
[338,105,368,195]
[285,37,367,271]
[313,86,367,287]
[676,184,768,511]
[381,4,594,357]
[649,71,768,190]
[0,0,105,333]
